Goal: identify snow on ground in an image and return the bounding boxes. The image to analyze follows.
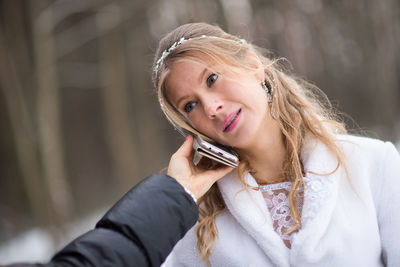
[0,209,106,265]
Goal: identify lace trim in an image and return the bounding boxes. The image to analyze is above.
[259,181,304,248]
[259,181,292,192]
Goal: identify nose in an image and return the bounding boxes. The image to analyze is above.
[204,98,223,119]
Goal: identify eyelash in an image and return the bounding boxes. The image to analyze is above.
[207,73,218,87]
[183,101,196,113]
[183,73,219,113]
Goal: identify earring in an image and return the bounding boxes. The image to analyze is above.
[262,81,277,119]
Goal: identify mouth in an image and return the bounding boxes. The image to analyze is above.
[223,108,242,132]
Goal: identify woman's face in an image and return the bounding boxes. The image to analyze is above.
[165,58,276,150]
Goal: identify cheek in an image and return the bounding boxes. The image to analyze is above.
[240,90,267,110]
[190,117,220,139]
[231,81,266,102]
[188,113,211,132]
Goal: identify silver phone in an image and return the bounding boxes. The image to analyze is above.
[165,113,239,168]
[192,135,239,168]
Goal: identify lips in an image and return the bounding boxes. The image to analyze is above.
[223,108,242,132]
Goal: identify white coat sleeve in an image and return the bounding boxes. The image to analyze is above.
[376,142,400,266]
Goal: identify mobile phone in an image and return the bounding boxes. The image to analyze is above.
[192,135,239,168]
[164,112,239,168]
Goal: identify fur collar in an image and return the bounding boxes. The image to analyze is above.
[217,138,343,266]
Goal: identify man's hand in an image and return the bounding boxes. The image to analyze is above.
[167,135,234,200]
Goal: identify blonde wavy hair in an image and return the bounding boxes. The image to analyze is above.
[152,22,347,266]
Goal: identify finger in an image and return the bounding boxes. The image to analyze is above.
[174,135,194,157]
[204,165,234,183]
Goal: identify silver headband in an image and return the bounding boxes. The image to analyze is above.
[153,35,245,76]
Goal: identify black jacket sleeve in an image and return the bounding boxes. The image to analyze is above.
[9,174,198,267]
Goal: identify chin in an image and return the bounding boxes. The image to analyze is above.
[232,126,262,149]
[231,135,256,150]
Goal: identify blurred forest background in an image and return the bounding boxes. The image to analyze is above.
[0,0,399,263]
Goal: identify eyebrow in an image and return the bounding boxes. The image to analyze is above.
[176,95,190,110]
[175,66,208,109]
[198,67,208,85]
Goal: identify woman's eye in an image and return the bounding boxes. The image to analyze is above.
[206,73,218,87]
[183,101,197,113]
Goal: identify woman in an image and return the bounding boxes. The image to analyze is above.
[153,22,400,266]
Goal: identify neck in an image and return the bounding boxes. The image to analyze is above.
[237,120,286,184]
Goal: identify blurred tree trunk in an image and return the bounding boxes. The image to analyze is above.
[0,19,48,228]
[369,0,399,130]
[219,0,253,37]
[124,0,174,177]
[30,0,74,229]
[97,1,139,189]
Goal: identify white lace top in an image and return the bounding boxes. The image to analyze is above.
[259,181,304,249]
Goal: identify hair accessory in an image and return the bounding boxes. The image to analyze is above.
[154,35,246,76]
[154,37,188,75]
[262,81,277,119]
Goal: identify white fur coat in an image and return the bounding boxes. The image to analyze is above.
[162,135,400,266]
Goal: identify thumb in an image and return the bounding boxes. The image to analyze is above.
[192,165,234,199]
[203,165,234,184]
[174,135,194,157]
